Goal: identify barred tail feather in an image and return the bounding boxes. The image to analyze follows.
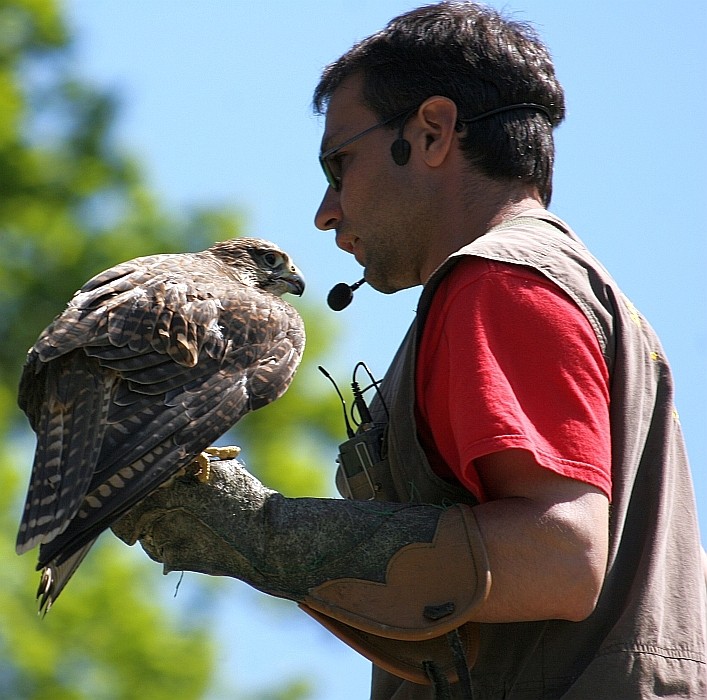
[16,408,71,555]
[16,354,112,555]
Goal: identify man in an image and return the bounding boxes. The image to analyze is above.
[115,3,706,697]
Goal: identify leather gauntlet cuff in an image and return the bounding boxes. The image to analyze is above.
[299,505,490,684]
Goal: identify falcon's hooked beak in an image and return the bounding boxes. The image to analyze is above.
[274,264,305,297]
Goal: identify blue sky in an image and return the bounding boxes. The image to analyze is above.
[63,2,706,697]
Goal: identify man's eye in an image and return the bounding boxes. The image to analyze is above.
[329,154,345,178]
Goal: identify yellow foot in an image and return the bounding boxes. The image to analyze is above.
[164,446,242,486]
[192,445,242,483]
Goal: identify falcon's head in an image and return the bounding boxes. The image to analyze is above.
[208,237,305,297]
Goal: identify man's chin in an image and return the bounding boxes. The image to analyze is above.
[365,273,417,296]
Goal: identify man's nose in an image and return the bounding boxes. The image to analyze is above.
[314,186,341,231]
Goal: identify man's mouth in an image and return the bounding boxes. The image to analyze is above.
[335,231,359,258]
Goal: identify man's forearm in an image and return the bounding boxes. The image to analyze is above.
[115,455,607,628]
[472,493,608,623]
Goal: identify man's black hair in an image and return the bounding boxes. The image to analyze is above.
[313,1,565,205]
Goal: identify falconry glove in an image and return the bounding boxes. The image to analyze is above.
[112,457,492,687]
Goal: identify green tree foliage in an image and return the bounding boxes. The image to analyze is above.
[0,1,342,697]
[0,448,214,700]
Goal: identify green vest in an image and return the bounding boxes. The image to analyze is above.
[339,211,707,698]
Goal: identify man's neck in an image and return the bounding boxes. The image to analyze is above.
[421,191,544,284]
[483,195,544,232]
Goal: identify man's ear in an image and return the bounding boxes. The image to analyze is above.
[412,96,459,167]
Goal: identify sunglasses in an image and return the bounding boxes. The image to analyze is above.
[318,101,552,191]
[318,106,417,191]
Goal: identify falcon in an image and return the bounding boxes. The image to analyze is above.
[16,237,305,612]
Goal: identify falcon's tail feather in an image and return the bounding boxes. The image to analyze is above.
[37,540,96,615]
[16,353,111,556]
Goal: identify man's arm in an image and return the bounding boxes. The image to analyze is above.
[472,448,609,623]
[113,456,494,685]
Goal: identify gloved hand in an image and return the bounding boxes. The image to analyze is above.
[112,456,491,687]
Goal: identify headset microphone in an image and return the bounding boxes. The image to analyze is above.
[327,278,366,311]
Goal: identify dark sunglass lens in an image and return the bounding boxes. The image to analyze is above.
[320,157,340,191]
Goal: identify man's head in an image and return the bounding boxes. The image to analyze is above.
[313,1,565,206]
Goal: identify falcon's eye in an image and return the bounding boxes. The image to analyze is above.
[261,252,281,268]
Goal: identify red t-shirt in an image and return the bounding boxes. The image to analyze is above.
[415,257,612,503]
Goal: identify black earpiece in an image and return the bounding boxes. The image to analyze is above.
[390,137,411,166]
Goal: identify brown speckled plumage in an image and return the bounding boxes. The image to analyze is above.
[16,237,305,611]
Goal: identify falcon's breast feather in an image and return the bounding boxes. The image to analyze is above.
[15,237,306,612]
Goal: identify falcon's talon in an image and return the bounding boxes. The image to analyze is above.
[193,453,211,483]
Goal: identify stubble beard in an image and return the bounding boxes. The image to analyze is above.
[363,240,419,295]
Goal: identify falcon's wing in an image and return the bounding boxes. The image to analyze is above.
[17,257,304,581]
